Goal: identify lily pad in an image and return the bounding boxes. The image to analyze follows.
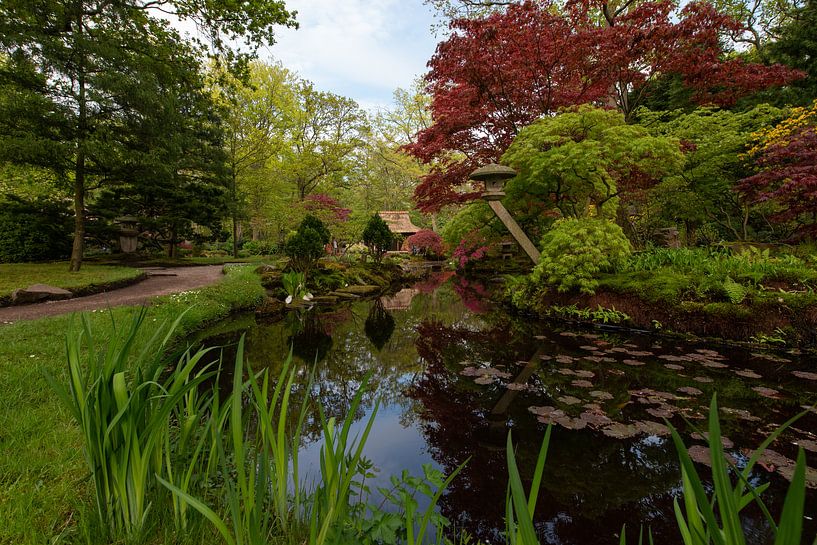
[635,420,670,436]
[752,386,781,398]
[590,390,614,401]
[574,369,596,378]
[693,376,714,383]
[677,386,703,396]
[553,416,588,430]
[579,411,613,428]
[691,432,734,448]
[579,345,600,351]
[505,382,529,391]
[556,356,576,364]
[602,423,639,439]
[735,369,762,379]
[795,439,817,453]
[751,353,791,363]
[474,376,494,385]
[792,370,817,380]
[623,359,646,367]
[528,406,563,418]
[571,379,594,388]
[558,395,583,406]
[700,361,729,369]
[557,368,577,376]
[721,407,761,422]
[664,364,685,371]
[646,406,676,419]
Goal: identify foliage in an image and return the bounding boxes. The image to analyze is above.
[284,216,329,274]
[241,239,278,256]
[533,218,632,294]
[282,271,309,304]
[403,229,446,258]
[362,214,394,264]
[546,304,631,325]
[404,0,800,211]
[503,105,683,219]
[505,428,551,545]
[0,195,72,263]
[740,101,817,239]
[668,395,810,545]
[0,0,295,270]
[452,232,490,272]
[440,202,500,247]
[45,310,212,537]
[633,105,787,243]
[300,214,332,245]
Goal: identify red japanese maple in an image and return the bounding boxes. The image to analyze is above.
[403,229,447,257]
[406,0,802,212]
[739,127,817,238]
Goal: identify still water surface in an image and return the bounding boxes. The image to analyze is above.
[199,272,817,544]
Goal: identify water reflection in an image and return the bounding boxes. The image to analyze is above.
[198,272,816,544]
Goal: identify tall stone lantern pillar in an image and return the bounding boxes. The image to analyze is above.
[469,164,540,264]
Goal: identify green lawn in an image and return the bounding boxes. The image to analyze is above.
[0,262,144,300]
[0,265,265,544]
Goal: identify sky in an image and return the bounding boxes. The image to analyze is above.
[258,0,441,112]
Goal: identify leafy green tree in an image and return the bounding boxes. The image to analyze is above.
[0,195,72,262]
[275,84,368,200]
[634,105,787,242]
[533,217,632,295]
[0,0,295,270]
[761,0,817,105]
[215,61,298,256]
[502,105,683,219]
[362,214,394,263]
[299,214,331,245]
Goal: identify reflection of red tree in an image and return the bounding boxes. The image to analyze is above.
[413,271,455,294]
[451,276,490,314]
[317,308,353,336]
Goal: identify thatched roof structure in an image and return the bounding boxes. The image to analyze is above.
[378,211,420,234]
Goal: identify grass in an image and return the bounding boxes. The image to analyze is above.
[0,262,144,301]
[0,265,265,545]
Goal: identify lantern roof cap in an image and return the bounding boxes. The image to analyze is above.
[469,163,517,182]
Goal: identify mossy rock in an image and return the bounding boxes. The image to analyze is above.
[701,302,753,319]
[260,271,283,289]
[256,297,285,317]
[329,291,361,300]
[311,295,340,305]
[336,285,381,295]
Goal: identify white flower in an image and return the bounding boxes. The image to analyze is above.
[304,293,314,301]
[285,295,293,304]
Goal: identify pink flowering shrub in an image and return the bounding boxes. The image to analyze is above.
[452,232,490,271]
[402,229,447,257]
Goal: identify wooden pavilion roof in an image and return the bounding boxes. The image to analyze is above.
[378,211,420,234]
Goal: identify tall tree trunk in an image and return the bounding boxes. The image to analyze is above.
[231,172,239,258]
[70,154,85,271]
[69,17,87,272]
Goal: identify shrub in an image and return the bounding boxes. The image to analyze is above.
[300,214,331,245]
[242,239,278,256]
[0,196,72,263]
[452,232,490,271]
[402,229,446,258]
[284,218,326,274]
[362,214,393,263]
[533,217,631,294]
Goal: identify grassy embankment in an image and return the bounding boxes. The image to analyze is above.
[0,262,145,306]
[511,247,817,346]
[0,265,265,544]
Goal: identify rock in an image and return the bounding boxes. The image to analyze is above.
[255,297,285,317]
[254,264,277,275]
[12,284,73,304]
[328,291,361,300]
[335,285,381,296]
[311,296,339,305]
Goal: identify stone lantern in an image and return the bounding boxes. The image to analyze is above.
[116,216,139,254]
[469,163,517,201]
[469,164,540,265]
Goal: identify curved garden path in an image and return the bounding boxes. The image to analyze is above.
[0,265,225,323]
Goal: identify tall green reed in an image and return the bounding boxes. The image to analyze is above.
[46,309,214,538]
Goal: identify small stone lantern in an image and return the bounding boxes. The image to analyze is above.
[116,216,139,254]
[469,163,517,201]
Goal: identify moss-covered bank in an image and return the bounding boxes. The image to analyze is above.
[0,265,265,544]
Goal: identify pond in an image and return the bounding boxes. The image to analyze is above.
[198,272,817,545]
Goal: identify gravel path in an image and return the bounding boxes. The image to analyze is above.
[0,265,225,323]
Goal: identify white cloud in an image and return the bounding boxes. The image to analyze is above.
[261,0,438,107]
